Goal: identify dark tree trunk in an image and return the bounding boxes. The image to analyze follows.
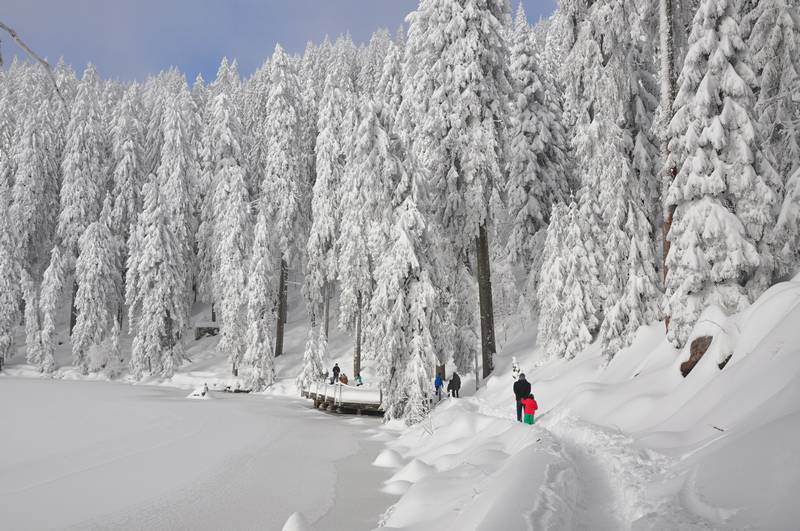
[118,268,127,331]
[660,0,677,333]
[275,258,288,357]
[475,224,496,379]
[69,279,78,336]
[323,282,331,339]
[353,293,362,377]
[211,303,216,323]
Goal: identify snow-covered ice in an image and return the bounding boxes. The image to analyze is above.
[0,378,393,531]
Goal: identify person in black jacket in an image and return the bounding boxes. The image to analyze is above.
[513,373,532,422]
[448,372,461,398]
[331,363,340,384]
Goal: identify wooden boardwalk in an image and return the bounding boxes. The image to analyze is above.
[302,381,384,415]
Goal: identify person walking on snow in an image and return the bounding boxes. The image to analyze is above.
[339,373,349,385]
[331,363,340,384]
[520,393,538,425]
[511,357,521,380]
[448,372,461,398]
[513,373,532,422]
[434,373,444,400]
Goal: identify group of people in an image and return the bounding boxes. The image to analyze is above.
[512,357,537,425]
[329,363,363,386]
[325,357,537,424]
[430,358,538,426]
[434,372,461,400]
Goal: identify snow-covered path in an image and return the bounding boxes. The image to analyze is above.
[0,378,393,530]
[379,395,717,531]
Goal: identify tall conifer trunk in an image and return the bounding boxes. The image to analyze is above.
[275,258,288,357]
[353,293,362,377]
[476,224,496,378]
[323,282,331,339]
[69,279,78,336]
[660,0,677,331]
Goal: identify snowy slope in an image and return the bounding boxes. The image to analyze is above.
[374,275,800,530]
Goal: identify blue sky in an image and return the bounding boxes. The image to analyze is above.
[1,1,557,81]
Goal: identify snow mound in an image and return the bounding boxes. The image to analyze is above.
[280,512,310,531]
[388,458,435,484]
[381,479,412,495]
[372,448,404,468]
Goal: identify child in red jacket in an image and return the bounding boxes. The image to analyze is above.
[520,394,538,425]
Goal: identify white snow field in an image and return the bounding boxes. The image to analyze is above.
[0,378,393,531]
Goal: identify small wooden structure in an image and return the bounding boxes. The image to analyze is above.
[302,381,384,415]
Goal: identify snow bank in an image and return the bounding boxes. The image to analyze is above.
[281,512,310,531]
[377,277,800,530]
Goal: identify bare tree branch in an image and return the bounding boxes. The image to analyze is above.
[0,19,66,107]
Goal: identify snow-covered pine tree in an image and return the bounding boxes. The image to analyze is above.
[556,201,598,359]
[444,260,482,374]
[37,246,67,373]
[506,3,571,317]
[665,0,774,347]
[376,41,404,133]
[332,33,360,90]
[625,0,661,229]
[209,90,251,376]
[12,83,61,281]
[777,167,800,275]
[337,99,397,375]
[598,203,662,358]
[21,270,41,365]
[110,84,144,244]
[582,115,661,356]
[402,0,513,378]
[197,58,245,308]
[744,0,800,193]
[296,324,328,393]
[57,64,105,259]
[260,44,304,359]
[243,208,276,391]
[10,120,49,274]
[0,181,21,363]
[192,74,208,115]
[357,29,392,96]
[156,81,196,339]
[536,202,567,357]
[72,198,122,373]
[126,179,188,379]
[195,120,217,307]
[507,4,556,261]
[141,75,167,177]
[370,193,436,424]
[57,64,106,336]
[305,66,355,335]
[0,69,16,169]
[397,267,437,425]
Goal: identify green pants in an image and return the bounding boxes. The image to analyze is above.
[524,413,535,425]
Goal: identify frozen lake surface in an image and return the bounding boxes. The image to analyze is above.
[0,378,392,530]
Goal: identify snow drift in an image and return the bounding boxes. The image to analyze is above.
[377,275,800,530]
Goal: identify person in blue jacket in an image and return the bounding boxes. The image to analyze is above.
[434,373,444,400]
